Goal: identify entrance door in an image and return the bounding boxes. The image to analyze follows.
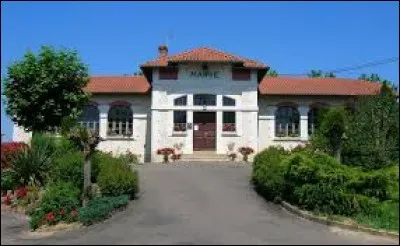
[193,112,216,151]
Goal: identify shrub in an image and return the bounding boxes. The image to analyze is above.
[97,160,139,199]
[8,144,52,186]
[51,152,84,191]
[119,150,139,164]
[78,195,129,225]
[1,142,28,170]
[1,170,20,191]
[252,147,289,201]
[29,182,80,230]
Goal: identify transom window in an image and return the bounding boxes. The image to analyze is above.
[275,106,300,137]
[107,106,133,136]
[173,111,187,132]
[223,112,236,132]
[77,104,100,134]
[223,96,236,106]
[174,96,187,106]
[194,94,216,106]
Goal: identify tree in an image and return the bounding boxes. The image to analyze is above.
[358,73,398,96]
[133,71,144,76]
[67,125,102,206]
[3,46,90,132]
[308,70,336,78]
[266,69,278,77]
[307,70,323,78]
[342,94,399,169]
[311,107,347,162]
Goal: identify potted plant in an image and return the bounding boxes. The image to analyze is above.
[238,147,254,162]
[172,143,184,162]
[227,142,237,161]
[156,148,175,163]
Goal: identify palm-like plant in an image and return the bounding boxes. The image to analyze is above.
[9,144,52,187]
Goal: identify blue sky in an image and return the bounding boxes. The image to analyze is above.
[1,1,399,141]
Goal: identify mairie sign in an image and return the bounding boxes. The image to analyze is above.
[189,70,221,79]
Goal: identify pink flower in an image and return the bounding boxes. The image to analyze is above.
[46,212,55,222]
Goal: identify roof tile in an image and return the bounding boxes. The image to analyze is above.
[85,76,150,94]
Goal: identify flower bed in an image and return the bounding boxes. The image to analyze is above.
[1,142,28,170]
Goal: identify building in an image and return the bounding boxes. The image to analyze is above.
[12,46,381,162]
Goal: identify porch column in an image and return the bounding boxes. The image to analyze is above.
[265,106,277,139]
[186,110,193,154]
[216,110,223,154]
[98,105,110,139]
[298,105,309,141]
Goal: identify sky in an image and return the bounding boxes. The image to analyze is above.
[1,1,399,141]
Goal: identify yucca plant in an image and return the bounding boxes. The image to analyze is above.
[9,144,52,187]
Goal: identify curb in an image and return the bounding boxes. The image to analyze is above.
[281,201,399,240]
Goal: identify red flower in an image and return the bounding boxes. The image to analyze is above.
[59,208,65,216]
[46,212,55,222]
[15,187,27,199]
[1,142,28,170]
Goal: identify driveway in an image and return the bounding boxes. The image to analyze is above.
[2,162,398,245]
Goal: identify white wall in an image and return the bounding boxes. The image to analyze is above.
[150,63,259,162]
[258,95,352,151]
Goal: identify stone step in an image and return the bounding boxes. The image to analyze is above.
[179,152,229,162]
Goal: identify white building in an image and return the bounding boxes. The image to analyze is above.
[13,46,381,162]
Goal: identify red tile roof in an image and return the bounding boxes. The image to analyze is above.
[85,76,150,94]
[141,47,267,69]
[259,77,381,96]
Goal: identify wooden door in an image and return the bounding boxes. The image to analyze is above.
[193,112,216,151]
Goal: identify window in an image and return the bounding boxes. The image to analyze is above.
[232,68,251,81]
[173,111,187,132]
[275,106,300,137]
[159,67,178,80]
[308,107,321,136]
[174,96,187,106]
[107,106,133,136]
[194,94,216,106]
[77,105,100,134]
[223,96,236,106]
[223,112,236,132]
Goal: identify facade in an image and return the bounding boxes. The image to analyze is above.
[13,46,381,162]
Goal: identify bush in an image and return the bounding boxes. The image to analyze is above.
[51,152,84,191]
[78,195,129,225]
[97,161,139,199]
[1,170,20,191]
[29,182,80,230]
[9,144,52,186]
[1,142,28,170]
[252,147,289,201]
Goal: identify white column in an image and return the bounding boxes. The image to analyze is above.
[298,105,309,141]
[186,110,193,154]
[265,106,277,140]
[216,94,222,107]
[98,105,109,139]
[187,94,194,106]
[216,110,223,154]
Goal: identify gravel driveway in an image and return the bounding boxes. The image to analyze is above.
[1,162,398,245]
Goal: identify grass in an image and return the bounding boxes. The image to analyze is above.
[354,201,399,232]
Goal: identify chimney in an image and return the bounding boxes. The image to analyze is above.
[158,45,168,58]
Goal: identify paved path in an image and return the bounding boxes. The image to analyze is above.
[1,162,398,245]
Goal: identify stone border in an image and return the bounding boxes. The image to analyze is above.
[281,201,399,239]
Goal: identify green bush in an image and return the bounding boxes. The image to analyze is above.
[51,152,84,191]
[29,182,80,230]
[1,170,20,191]
[252,147,289,201]
[98,162,139,199]
[78,195,129,225]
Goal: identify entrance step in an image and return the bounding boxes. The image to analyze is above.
[179,151,229,162]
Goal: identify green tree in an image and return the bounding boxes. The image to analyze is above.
[3,46,90,132]
[324,72,336,78]
[358,73,397,96]
[266,69,278,77]
[342,94,399,169]
[308,70,323,78]
[133,71,144,76]
[311,107,347,162]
